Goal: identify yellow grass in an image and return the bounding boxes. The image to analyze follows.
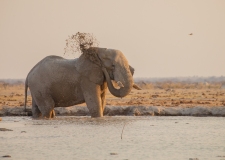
[0,82,225,108]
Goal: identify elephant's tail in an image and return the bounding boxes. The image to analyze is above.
[24,77,28,112]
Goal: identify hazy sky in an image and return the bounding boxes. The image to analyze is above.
[0,0,225,79]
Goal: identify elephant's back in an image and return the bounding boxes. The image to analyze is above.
[27,55,79,89]
[27,55,66,75]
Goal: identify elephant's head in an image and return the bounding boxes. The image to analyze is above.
[84,47,134,98]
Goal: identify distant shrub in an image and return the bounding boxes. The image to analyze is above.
[136,81,222,90]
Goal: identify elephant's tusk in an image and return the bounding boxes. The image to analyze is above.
[133,83,142,90]
[117,81,124,88]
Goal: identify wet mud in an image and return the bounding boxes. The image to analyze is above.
[1,105,225,117]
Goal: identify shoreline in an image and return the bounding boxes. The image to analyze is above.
[1,105,225,117]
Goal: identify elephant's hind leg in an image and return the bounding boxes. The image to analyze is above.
[36,96,55,119]
[41,101,55,119]
[32,98,42,119]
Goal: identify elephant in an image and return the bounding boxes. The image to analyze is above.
[24,47,141,118]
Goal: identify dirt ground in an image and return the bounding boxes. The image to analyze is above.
[0,82,225,109]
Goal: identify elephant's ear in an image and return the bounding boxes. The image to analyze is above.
[76,47,106,85]
[79,67,104,85]
[129,65,134,76]
[81,47,107,67]
[88,68,104,85]
[95,48,107,60]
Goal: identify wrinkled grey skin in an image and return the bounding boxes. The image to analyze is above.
[25,47,139,118]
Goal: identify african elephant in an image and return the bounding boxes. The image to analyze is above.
[24,47,140,118]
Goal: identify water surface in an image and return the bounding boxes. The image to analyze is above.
[0,116,225,160]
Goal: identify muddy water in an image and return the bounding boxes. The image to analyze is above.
[0,116,225,160]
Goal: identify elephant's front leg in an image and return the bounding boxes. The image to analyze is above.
[81,80,103,117]
[101,82,107,113]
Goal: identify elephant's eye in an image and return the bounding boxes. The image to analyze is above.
[112,65,115,70]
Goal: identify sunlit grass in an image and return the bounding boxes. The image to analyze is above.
[0,81,224,108]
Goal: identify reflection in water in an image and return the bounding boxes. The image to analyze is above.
[1,116,225,160]
[34,116,133,125]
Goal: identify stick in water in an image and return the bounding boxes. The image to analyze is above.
[121,123,126,140]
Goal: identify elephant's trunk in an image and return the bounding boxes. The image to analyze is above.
[102,68,133,98]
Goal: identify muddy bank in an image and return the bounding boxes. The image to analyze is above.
[0,105,225,117]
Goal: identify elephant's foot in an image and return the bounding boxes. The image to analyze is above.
[32,114,42,119]
[90,110,103,118]
[32,111,43,120]
[32,103,42,119]
[91,114,103,118]
[42,110,55,119]
[51,110,55,118]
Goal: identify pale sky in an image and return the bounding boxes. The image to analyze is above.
[0,0,225,79]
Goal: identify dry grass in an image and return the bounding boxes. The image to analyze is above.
[0,82,225,109]
[0,83,32,108]
[106,81,225,107]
